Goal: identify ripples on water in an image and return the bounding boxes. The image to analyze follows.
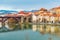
[0,23,60,40]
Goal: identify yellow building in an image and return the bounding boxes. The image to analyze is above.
[50,6,60,14]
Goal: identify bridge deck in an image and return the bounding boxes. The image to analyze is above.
[0,16,21,18]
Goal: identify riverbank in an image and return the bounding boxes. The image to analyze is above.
[32,23,60,25]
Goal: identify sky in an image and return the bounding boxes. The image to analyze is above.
[0,0,60,11]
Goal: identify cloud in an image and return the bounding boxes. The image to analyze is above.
[0,6,12,10]
[0,5,25,11]
[0,0,60,11]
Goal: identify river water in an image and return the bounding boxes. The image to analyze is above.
[0,24,60,40]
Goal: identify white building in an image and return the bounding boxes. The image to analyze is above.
[32,13,37,23]
[50,16,55,23]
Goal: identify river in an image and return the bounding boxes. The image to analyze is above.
[0,24,60,40]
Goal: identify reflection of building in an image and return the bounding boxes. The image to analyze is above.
[32,25,37,31]
[32,24,60,34]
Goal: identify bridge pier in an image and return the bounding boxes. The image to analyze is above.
[25,17,29,23]
[20,16,24,24]
[0,22,2,28]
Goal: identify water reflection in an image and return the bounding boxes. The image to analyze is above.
[32,24,60,36]
[32,24,60,40]
[0,24,60,40]
[0,23,60,34]
[0,23,32,32]
[32,25,60,33]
